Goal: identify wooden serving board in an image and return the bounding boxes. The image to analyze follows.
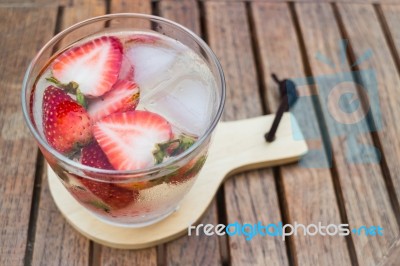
[48,113,308,249]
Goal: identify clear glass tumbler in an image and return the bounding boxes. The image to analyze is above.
[21,13,225,227]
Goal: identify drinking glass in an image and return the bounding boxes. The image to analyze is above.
[22,13,225,227]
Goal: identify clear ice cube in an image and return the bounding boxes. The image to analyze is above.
[125,44,177,95]
[146,76,213,135]
[117,39,218,136]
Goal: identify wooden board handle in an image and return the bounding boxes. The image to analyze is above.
[48,112,308,249]
[211,112,307,176]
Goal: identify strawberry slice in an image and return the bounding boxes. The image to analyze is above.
[81,141,114,170]
[42,86,92,154]
[52,36,123,97]
[94,111,173,170]
[79,177,138,210]
[87,80,140,121]
[118,55,134,81]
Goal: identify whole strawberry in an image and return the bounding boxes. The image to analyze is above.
[168,156,207,185]
[78,178,139,210]
[81,141,114,170]
[42,85,92,154]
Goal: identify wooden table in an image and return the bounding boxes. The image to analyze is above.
[2,0,400,265]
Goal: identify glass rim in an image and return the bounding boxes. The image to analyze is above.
[21,13,226,176]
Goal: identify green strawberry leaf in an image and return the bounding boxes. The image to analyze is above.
[153,134,197,164]
[87,200,110,213]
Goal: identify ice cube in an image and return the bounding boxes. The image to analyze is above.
[125,44,177,95]
[144,74,214,136]
[128,42,217,136]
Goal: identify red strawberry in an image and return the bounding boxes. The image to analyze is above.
[87,80,140,121]
[81,141,114,170]
[168,156,207,185]
[94,111,173,171]
[116,180,153,191]
[118,55,134,81]
[72,146,137,210]
[52,36,123,97]
[79,178,138,210]
[65,177,110,213]
[42,86,92,154]
[29,87,36,125]
[68,185,108,212]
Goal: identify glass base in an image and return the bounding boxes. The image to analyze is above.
[89,205,180,228]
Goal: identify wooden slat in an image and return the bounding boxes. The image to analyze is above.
[381,5,400,59]
[199,0,400,4]
[111,0,151,14]
[110,0,151,28]
[59,0,106,47]
[99,246,157,266]
[297,3,399,265]
[97,1,157,265]
[0,0,68,6]
[159,0,200,34]
[380,4,400,141]
[31,0,106,265]
[206,3,263,120]
[338,0,400,234]
[62,0,105,28]
[163,202,222,265]
[339,0,400,212]
[205,2,289,265]
[0,7,57,266]
[251,3,351,265]
[158,1,222,264]
[377,238,400,266]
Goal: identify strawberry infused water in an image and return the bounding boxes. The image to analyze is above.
[24,18,225,227]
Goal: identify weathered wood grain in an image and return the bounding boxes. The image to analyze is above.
[159,0,200,34]
[338,0,400,217]
[110,0,151,28]
[339,0,400,232]
[199,0,400,3]
[158,1,222,264]
[31,0,106,265]
[162,201,221,266]
[111,0,151,14]
[96,1,157,265]
[252,2,351,265]
[377,238,400,266]
[297,3,399,265]
[62,0,105,28]
[205,2,289,265]
[0,6,57,266]
[99,246,157,266]
[0,0,68,6]
[58,0,106,47]
[381,5,400,45]
[380,5,400,95]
